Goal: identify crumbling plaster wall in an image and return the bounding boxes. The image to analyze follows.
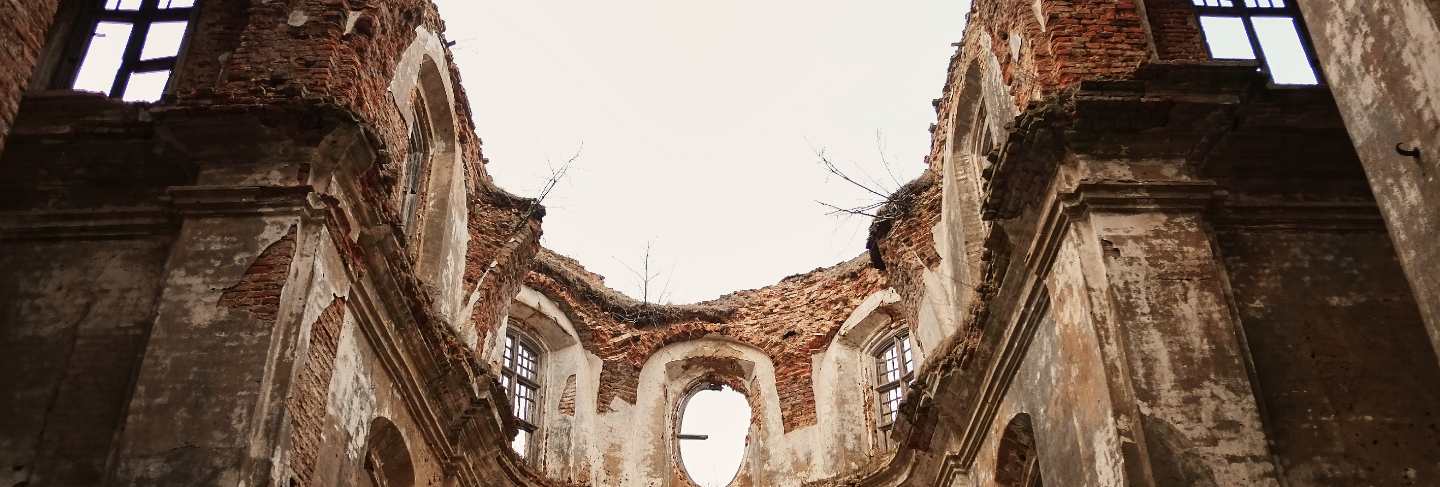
[879,0,1440,476]
[270,224,452,487]
[508,251,919,486]
[1297,0,1440,357]
[391,27,472,327]
[109,214,307,485]
[811,289,910,473]
[964,308,1122,487]
[0,1,548,484]
[596,338,781,487]
[524,251,887,433]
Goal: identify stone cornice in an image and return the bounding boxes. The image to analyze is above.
[0,206,175,240]
[168,185,316,216]
[0,184,320,240]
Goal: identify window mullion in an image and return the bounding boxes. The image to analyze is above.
[111,0,162,97]
[1238,14,1267,75]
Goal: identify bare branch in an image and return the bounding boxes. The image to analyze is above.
[817,200,882,218]
[875,130,904,189]
[534,142,582,207]
[815,148,893,201]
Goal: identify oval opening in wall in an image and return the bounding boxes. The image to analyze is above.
[678,384,751,487]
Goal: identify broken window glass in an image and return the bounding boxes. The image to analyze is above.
[1191,0,1320,85]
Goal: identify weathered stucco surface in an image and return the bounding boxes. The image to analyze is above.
[1297,0,1440,358]
[2,0,1440,486]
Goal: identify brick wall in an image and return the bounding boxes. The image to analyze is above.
[868,172,943,332]
[218,226,299,324]
[1146,0,1209,61]
[169,0,497,238]
[0,0,61,156]
[465,188,543,349]
[526,251,887,433]
[557,374,577,416]
[286,297,347,486]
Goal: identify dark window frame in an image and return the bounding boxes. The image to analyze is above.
[400,91,432,238]
[501,324,543,458]
[873,330,915,446]
[50,0,197,99]
[1189,0,1323,86]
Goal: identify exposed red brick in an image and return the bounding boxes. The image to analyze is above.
[218,226,298,323]
[557,374,578,416]
[526,251,886,432]
[0,0,61,157]
[868,172,943,331]
[286,297,347,485]
[1147,0,1210,61]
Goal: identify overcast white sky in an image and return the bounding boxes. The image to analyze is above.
[432,1,969,304]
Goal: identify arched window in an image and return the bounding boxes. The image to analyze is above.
[967,103,994,197]
[362,417,414,487]
[400,89,432,239]
[873,330,915,449]
[500,324,543,459]
[995,413,1042,487]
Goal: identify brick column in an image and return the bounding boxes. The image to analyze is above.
[1048,182,1280,486]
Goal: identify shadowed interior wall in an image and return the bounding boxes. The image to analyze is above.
[0,238,170,486]
[1218,227,1440,485]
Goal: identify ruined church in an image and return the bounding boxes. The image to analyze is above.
[2,0,1439,486]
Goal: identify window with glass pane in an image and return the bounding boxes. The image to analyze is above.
[1191,0,1320,85]
[502,326,542,458]
[874,332,915,448]
[64,0,197,101]
[401,97,431,237]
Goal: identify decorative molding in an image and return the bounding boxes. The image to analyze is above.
[953,289,1050,468]
[168,185,317,216]
[951,179,1218,470]
[1211,200,1385,230]
[935,452,967,486]
[0,206,175,240]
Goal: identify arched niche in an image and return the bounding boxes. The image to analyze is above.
[939,60,996,315]
[818,289,924,457]
[490,285,600,480]
[389,27,469,329]
[362,417,415,487]
[994,413,1043,487]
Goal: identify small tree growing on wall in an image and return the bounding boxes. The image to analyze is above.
[615,239,676,305]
